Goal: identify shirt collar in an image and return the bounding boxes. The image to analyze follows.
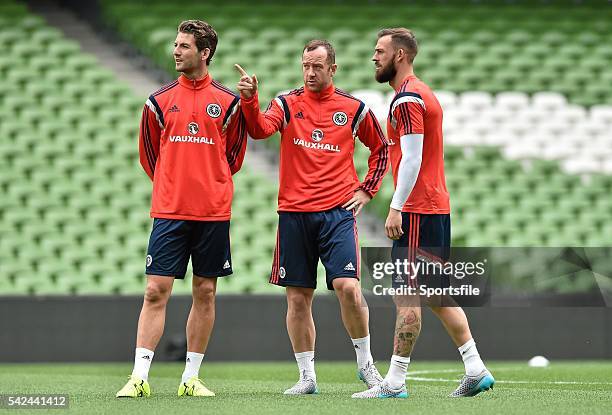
[395,74,418,93]
[304,82,335,101]
[178,73,212,90]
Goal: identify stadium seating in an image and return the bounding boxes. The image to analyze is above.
[0,1,281,296]
[1,1,610,296]
[97,0,612,291]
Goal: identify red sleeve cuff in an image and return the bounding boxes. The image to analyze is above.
[241,93,259,105]
[356,185,374,198]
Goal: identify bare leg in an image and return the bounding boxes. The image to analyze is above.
[377,294,421,390]
[136,275,175,350]
[426,295,472,347]
[286,287,315,352]
[186,276,217,353]
[392,295,422,357]
[429,304,473,347]
[427,296,487,379]
[332,278,369,338]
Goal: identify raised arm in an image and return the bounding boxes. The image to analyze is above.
[235,64,283,139]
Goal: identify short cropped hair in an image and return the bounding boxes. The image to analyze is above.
[303,39,336,65]
[378,28,418,63]
[178,20,218,65]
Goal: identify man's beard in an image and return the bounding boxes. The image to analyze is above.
[375,60,397,83]
[176,60,194,72]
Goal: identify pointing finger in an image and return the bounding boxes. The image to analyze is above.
[234,64,249,77]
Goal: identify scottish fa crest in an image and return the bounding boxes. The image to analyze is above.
[206,103,222,118]
[333,111,348,126]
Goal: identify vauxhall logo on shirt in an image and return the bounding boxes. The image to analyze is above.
[188,122,199,135]
[293,129,341,153]
[168,122,215,145]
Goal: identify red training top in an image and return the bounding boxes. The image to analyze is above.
[387,75,450,214]
[138,73,248,221]
[241,84,389,212]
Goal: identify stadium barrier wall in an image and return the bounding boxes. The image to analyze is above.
[0,295,610,362]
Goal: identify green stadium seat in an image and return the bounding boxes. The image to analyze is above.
[4,0,612,297]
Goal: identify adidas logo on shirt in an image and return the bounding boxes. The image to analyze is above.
[223,260,231,269]
[295,111,304,119]
[344,262,355,271]
[169,104,180,112]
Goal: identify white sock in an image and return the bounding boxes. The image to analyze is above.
[458,338,486,376]
[385,355,410,389]
[181,351,205,383]
[351,335,373,370]
[295,351,316,381]
[132,347,154,381]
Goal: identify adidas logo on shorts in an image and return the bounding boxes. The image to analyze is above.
[344,262,355,271]
[223,260,231,269]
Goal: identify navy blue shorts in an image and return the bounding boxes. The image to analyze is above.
[392,213,451,288]
[145,218,232,279]
[269,208,359,290]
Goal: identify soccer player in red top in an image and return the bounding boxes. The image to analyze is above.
[353,28,494,399]
[116,20,247,399]
[235,40,388,395]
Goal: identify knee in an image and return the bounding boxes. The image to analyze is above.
[393,294,420,309]
[287,290,313,314]
[335,282,361,306]
[193,280,216,304]
[144,282,171,305]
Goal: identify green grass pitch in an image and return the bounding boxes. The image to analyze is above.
[1,361,611,414]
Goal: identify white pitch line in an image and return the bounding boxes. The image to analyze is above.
[406,376,612,386]
[406,368,612,386]
[408,368,464,375]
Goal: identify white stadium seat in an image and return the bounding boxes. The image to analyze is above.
[514,107,551,125]
[495,92,530,111]
[602,159,612,174]
[357,88,611,174]
[433,90,458,110]
[459,91,494,110]
[483,106,513,123]
[542,145,576,161]
[555,105,588,124]
[589,105,612,125]
[351,90,387,121]
[503,142,541,159]
[573,119,608,136]
[532,92,567,110]
[562,157,603,174]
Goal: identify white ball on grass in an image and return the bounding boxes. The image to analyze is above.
[528,355,550,367]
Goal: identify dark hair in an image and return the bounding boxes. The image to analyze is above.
[178,20,218,65]
[378,28,418,63]
[303,39,335,65]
